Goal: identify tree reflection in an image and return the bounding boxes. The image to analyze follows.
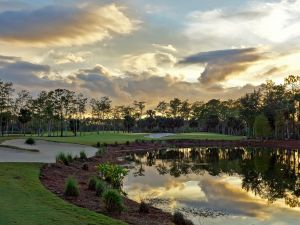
[127,147,300,208]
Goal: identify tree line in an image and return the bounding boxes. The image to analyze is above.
[0,75,300,139]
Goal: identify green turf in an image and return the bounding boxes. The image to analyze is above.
[163,132,244,141]
[0,163,126,225]
[35,132,243,145]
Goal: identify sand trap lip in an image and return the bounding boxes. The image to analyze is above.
[0,139,97,163]
[145,133,176,139]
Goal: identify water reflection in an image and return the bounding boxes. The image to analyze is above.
[123,147,300,225]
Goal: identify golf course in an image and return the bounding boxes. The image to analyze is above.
[0,132,242,225]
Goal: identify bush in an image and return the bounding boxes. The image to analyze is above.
[80,151,87,160]
[103,189,123,213]
[95,180,107,197]
[56,152,69,165]
[88,176,98,191]
[114,141,118,146]
[96,142,101,147]
[173,211,194,225]
[64,177,79,197]
[98,163,128,189]
[139,201,149,213]
[125,141,130,145]
[25,138,35,145]
[82,163,89,171]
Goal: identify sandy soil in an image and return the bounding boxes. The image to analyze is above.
[0,139,97,163]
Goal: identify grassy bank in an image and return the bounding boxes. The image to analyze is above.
[0,163,126,225]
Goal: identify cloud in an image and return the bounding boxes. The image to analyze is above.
[259,66,288,78]
[0,4,139,47]
[0,55,68,90]
[152,44,177,52]
[44,50,91,64]
[72,64,258,105]
[122,52,177,75]
[179,48,266,84]
[184,0,300,49]
[0,55,258,105]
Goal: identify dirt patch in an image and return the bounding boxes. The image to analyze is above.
[40,139,300,225]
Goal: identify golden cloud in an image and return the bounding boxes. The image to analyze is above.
[0,4,139,47]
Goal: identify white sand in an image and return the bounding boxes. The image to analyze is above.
[145,133,176,139]
[0,139,97,163]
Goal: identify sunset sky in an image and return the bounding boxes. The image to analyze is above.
[1,0,300,105]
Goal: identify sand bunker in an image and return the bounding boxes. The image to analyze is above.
[145,133,176,139]
[0,139,97,163]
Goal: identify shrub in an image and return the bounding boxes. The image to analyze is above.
[103,189,123,213]
[139,201,149,213]
[114,141,118,146]
[64,177,79,197]
[82,163,89,171]
[98,163,128,189]
[125,141,130,145]
[95,180,107,197]
[173,211,194,225]
[88,176,98,191]
[80,151,87,160]
[96,142,101,147]
[25,138,35,145]
[56,152,69,165]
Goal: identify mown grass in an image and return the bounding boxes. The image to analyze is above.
[0,163,126,225]
[162,132,244,141]
[35,132,243,146]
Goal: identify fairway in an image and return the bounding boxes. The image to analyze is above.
[35,132,243,146]
[0,163,126,225]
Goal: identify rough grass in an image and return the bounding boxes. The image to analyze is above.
[0,163,126,225]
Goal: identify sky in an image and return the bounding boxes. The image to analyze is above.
[0,0,300,105]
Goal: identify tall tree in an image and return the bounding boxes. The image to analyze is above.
[169,98,182,118]
[253,114,272,139]
[90,96,111,134]
[0,80,14,136]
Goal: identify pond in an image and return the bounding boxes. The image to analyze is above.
[123,147,300,225]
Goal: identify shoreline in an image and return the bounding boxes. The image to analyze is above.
[40,139,300,225]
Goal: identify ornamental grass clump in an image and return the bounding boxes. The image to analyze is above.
[103,189,123,213]
[64,177,79,197]
[56,152,69,165]
[88,176,98,191]
[95,180,107,197]
[79,151,87,160]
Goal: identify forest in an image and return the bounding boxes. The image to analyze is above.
[0,75,300,139]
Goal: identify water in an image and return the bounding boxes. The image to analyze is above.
[123,147,300,225]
